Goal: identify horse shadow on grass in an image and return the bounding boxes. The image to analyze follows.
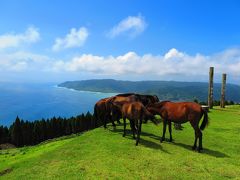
[107,124,229,158]
[108,125,170,154]
[172,141,230,158]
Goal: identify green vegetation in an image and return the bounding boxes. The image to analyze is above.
[0,106,240,179]
[59,79,240,102]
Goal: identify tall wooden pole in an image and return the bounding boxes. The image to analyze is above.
[220,73,227,108]
[208,67,214,109]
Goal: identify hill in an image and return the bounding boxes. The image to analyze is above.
[58,79,240,102]
[0,106,240,179]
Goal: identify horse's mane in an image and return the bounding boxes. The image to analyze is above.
[116,93,136,97]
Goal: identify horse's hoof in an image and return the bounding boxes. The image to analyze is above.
[122,134,126,137]
[192,146,196,150]
[197,147,202,153]
[160,138,165,143]
[135,141,139,146]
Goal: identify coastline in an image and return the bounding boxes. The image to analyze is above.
[54,85,118,95]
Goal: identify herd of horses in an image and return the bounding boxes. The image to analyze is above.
[94,93,209,152]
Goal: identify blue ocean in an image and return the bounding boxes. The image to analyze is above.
[0,82,116,126]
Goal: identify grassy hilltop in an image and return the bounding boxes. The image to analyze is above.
[0,106,240,179]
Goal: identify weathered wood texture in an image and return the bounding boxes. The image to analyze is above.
[220,73,227,108]
[208,67,214,109]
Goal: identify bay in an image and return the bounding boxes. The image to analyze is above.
[0,82,116,126]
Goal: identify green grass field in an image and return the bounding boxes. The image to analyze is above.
[0,106,240,179]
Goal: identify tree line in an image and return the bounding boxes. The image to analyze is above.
[193,99,235,106]
[0,112,102,147]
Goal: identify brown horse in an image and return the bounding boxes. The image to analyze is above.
[113,101,157,146]
[147,101,209,152]
[94,97,121,128]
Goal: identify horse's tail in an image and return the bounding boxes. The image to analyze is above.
[200,108,209,130]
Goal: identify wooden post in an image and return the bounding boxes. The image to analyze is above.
[220,73,227,108]
[208,67,214,109]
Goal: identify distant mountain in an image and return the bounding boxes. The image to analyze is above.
[58,79,240,102]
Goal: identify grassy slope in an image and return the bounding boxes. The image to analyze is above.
[0,106,240,179]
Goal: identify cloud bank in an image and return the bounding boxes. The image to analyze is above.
[1,48,240,83]
[49,48,239,77]
[52,27,88,51]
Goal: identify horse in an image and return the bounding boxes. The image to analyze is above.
[146,101,209,152]
[94,94,138,128]
[95,93,160,128]
[94,96,123,128]
[113,101,157,146]
[108,93,159,123]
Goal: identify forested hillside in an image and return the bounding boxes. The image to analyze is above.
[59,79,240,102]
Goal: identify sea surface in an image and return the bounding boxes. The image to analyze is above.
[0,82,116,126]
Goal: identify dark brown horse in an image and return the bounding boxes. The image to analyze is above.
[94,97,121,128]
[113,101,157,145]
[147,101,209,152]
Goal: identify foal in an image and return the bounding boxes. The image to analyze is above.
[147,101,209,152]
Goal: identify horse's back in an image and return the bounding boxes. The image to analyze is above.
[122,102,143,119]
[162,102,202,122]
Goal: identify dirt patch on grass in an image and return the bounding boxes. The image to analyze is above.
[0,168,13,176]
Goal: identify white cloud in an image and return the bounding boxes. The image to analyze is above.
[48,48,240,83]
[0,27,40,49]
[108,15,147,38]
[52,27,88,51]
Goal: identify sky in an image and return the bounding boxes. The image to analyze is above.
[0,0,240,84]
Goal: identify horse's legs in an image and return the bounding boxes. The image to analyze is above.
[160,119,167,143]
[197,129,203,152]
[117,114,121,124]
[110,113,116,127]
[168,121,173,142]
[192,130,197,150]
[191,126,202,152]
[123,117,126,137]
[136,118,142,146]
[102,112,107,129]
[189,121,199,150]
[130,120,136,139]
[117,119,121,124]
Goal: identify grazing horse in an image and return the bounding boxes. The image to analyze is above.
[113,101,157,146]
[147,101,209,152]
[94,94,138,128]
[94,97,121,128]
[95,93,160,128]
[108,93,159,123]
[94,97,111,128]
